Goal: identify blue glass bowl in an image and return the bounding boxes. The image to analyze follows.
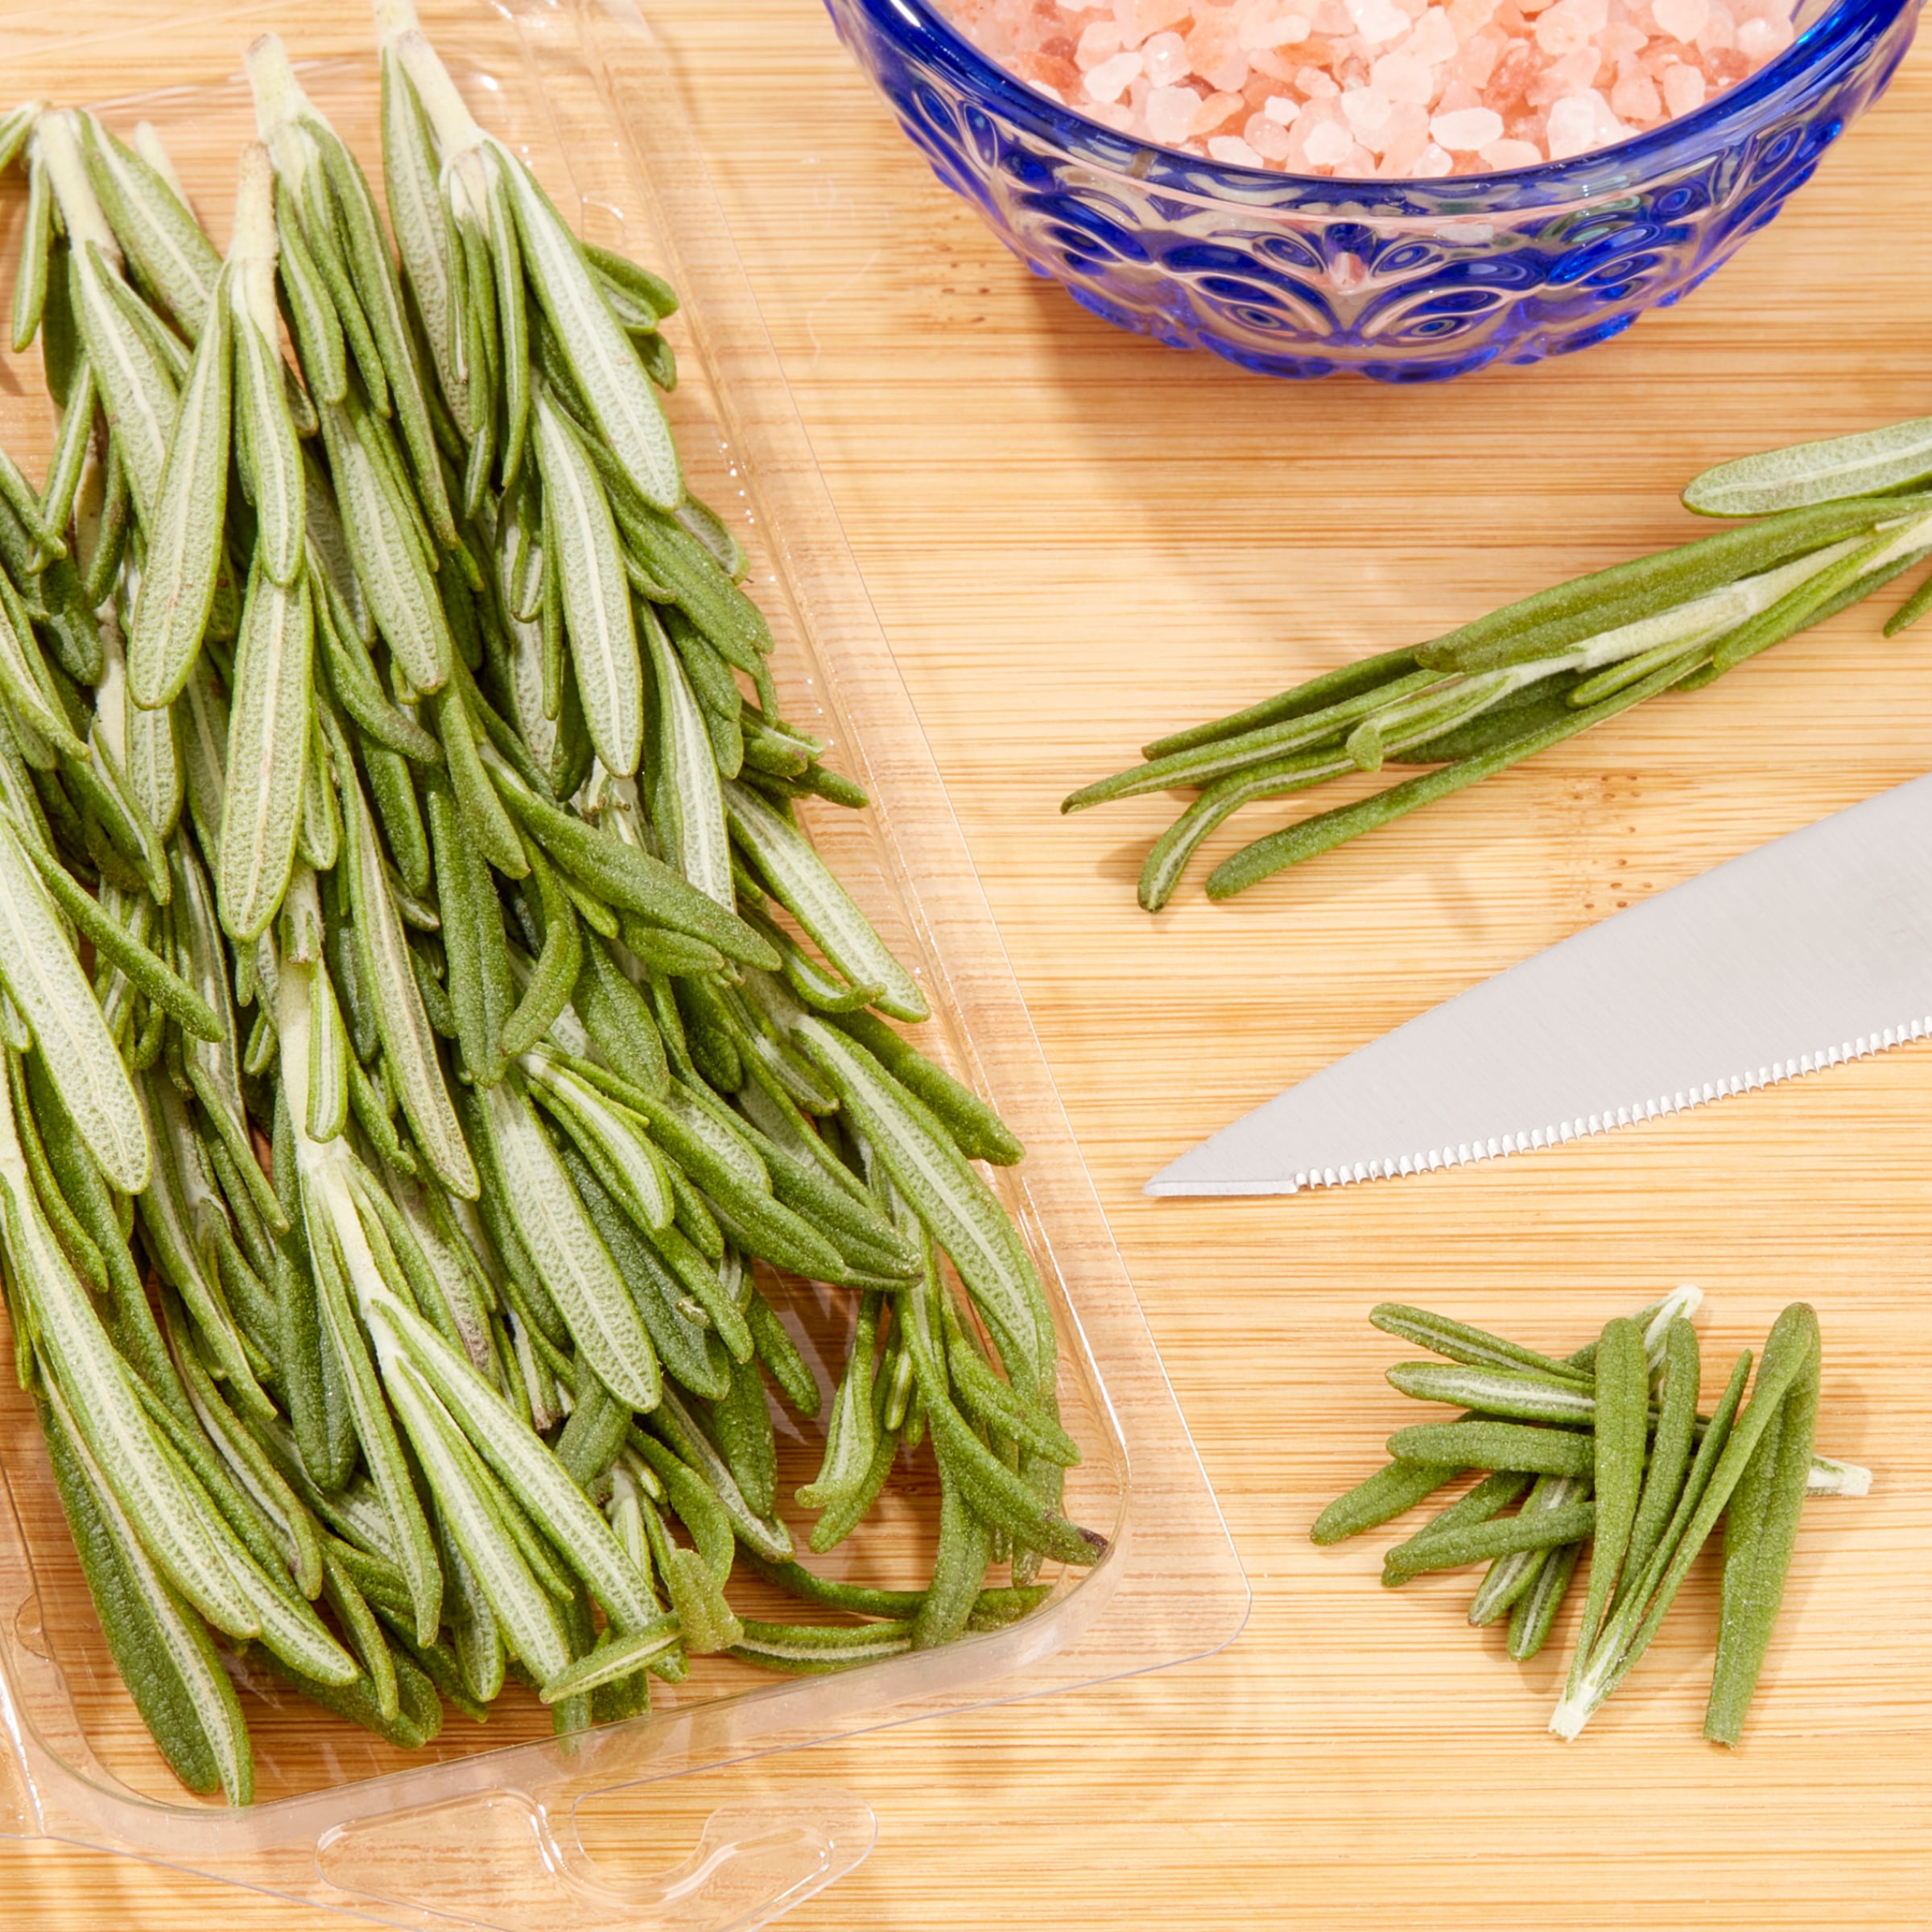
[823,0,1922,380]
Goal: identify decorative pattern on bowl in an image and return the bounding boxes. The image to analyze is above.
[824,0,1922,381]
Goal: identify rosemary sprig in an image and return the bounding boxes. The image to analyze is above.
[1067,433,1932,909]
[1314,1294,1864,1743]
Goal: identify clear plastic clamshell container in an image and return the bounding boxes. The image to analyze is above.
[0,2,1247,1926]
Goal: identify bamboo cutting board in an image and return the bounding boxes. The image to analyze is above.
[2,2,1930,1927]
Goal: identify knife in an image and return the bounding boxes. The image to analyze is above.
[1147,773,1932,1196]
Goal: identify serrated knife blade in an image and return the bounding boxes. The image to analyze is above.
[1147,773,1932,1197]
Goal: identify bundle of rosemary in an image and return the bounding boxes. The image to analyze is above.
[0,7,1097,1803]
[1315,1290,1870,1744]
[1065,421,1932,910]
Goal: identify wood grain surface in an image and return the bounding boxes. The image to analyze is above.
[2,1,1931,1926]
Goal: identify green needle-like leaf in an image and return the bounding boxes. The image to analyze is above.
[217,564,312,943]
[0,815,147,1192]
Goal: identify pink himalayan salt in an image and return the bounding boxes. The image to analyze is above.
[1366,97,1430,152]
[1083,47,1143,97]
[1404,7,1461,61]
[1546,85,1630,153]
[1447,30,1505,86]
[1610,66,1662,115]
[1736,13,1792,56]
[1143,27,1193,78]
[1341,82,1395,129]
[1197,86,1250,126]
[1486,35,1542,98]
[1373,49,1436,97]
[1696,2,1736,49]
[1245,107,1300,153]
[1145,80,1203,136]
[1347,0,1414,43]
[1430,102,1504,147]
[1530,47,1604,104]
[1662,58,1707,109]
[931,0,1798,177]
[1119,0,1193,42]
[1075,19,1123,64]
[1302,116,1356,162]
[1376,100,1434,167]
[1241,10,1315,45]
[1652,0,1707,34]
[1536,0,1608,54]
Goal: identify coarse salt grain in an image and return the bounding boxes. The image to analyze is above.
[1372,51,1436,101]
[1447,32,1505,89]
[1141,28,1191,81]
[1187,16,1253,89]
[1346,0,1415,43]
[1342,85,1395,132]
[1696,1,1736,48]
[1084,48,1144,100]
[1245,109,1299,155]
[1125,0,1191,39]
[1302,116,1356,163]
[1736,13,1790,56]
[936,0,1798,177]
[1430,104,1505,147]
[1375,101,1433,167]
[1195,89,1248,131]
[1652,0,1708,36]
[1661,58,1707,111]
[1537,0,1609,55]
[1545,90,1602,154]
[1610,68,1662,117]
[1241,10,1315,46]
[1146,81,1204,137]
[1530,47,1603,104]
[1402,8,1461,65]
[1076,20,1125,66]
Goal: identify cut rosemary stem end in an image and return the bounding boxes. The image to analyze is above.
[0,18,1099,1801]
[1069,481,1932,909]
[1315,1294,1864,1744]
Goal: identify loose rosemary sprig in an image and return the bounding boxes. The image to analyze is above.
[1314,1291,1867,1745]
[1067,419,1932,909]
[0,6,1098,1804]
